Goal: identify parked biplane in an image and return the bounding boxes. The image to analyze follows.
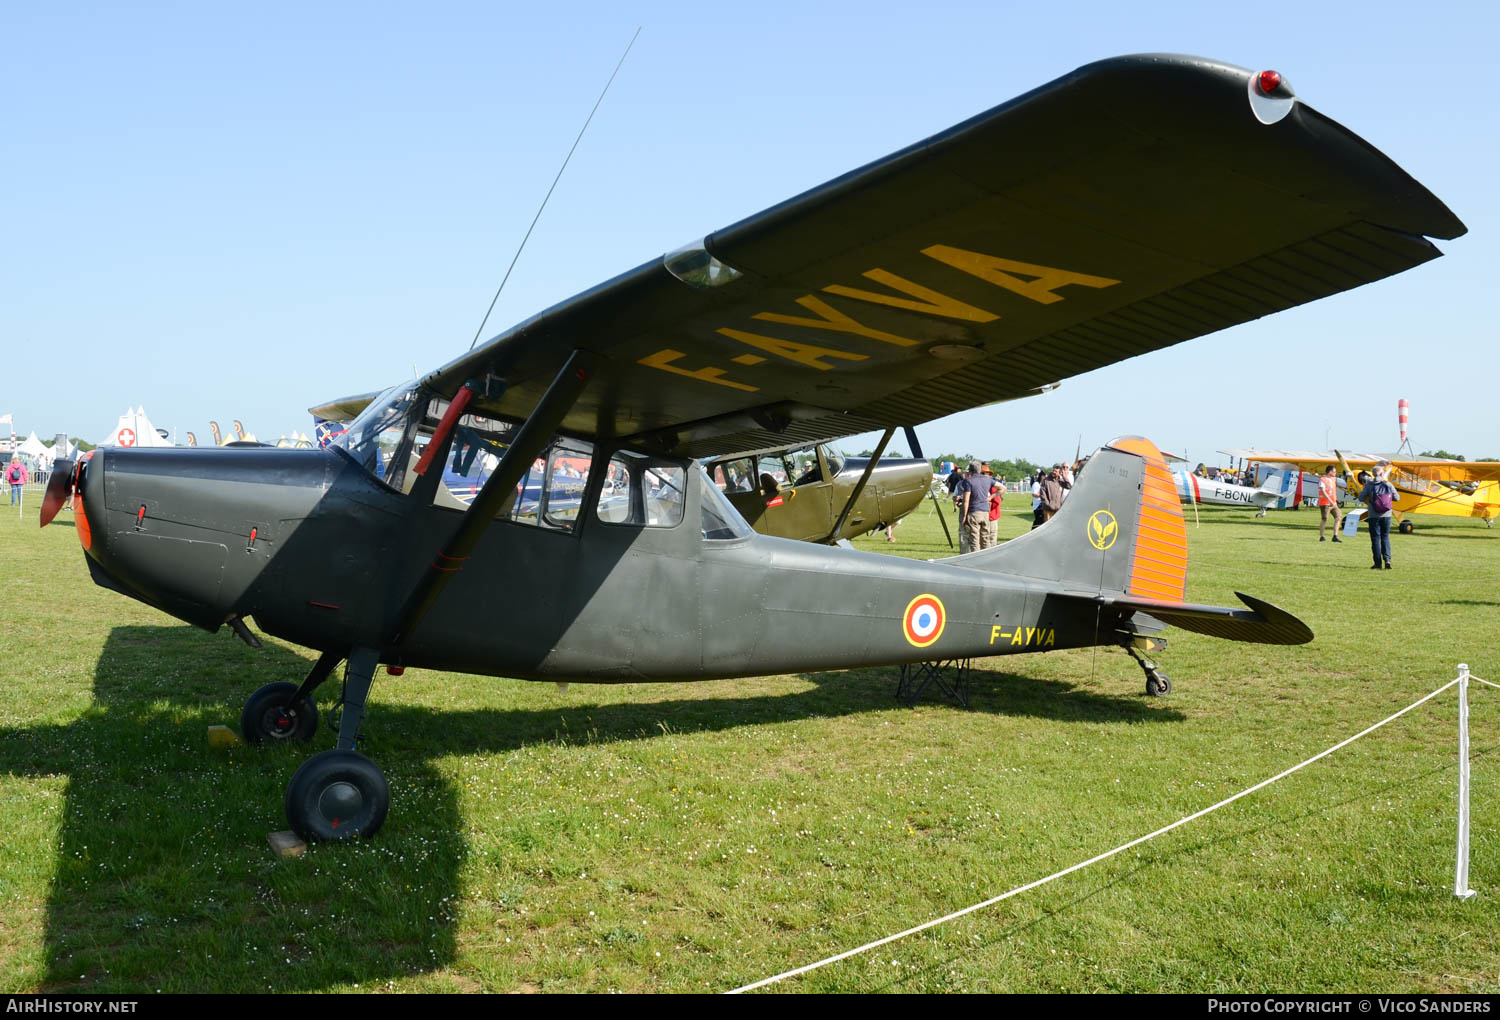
[40,55,1463,839]
[1233,449,1500,533]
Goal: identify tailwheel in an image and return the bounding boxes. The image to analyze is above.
[1398,519,1414,534]
[1145,670,1173,697]
[241,682,318,744]
[285,749,389,841]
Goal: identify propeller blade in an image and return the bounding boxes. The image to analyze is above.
[39,459,76,528]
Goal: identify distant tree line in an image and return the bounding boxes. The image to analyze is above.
[929,453,1046,480]
[854,449,1046,479]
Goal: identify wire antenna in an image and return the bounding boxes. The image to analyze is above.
[467,26,643,352]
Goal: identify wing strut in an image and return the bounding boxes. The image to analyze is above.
[824,428,893,544]
[389,350,597,645]
[904,425,953,549]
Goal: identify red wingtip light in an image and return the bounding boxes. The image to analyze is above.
[1256,70,1283,96]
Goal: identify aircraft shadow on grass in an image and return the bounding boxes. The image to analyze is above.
[0,624,1175,991]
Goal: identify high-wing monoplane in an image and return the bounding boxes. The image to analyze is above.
[702,440,932,543]
[1230,450,1500,532]
[40,55,1463,840]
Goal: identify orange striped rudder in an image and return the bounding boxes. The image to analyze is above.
[1106,437,1187,603]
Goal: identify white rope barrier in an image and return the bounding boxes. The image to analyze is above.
[729,676,1461,994]
[1472,675,1499,690]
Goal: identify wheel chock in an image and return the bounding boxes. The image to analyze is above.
[207,725,242,748]
[268,830,308,858]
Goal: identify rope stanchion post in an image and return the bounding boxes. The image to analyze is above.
[1455,663,1477,901]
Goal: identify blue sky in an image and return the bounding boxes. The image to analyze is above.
[3,1,1494,463]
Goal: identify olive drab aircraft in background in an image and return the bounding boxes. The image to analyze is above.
[702,439,933,544]
[41,55,1464,840]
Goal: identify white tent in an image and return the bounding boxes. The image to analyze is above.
[40,438,77,465]
[99,406,173,448]
[17,431,47,459]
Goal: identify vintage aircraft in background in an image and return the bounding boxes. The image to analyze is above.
[1234,449,1500,532]
[1172,469,1282,514]
[702,439,932,543]
[40,55,1462,840]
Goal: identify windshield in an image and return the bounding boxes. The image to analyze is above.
[332,383,425,490]
[698,467,754,540]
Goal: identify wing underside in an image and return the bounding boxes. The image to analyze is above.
[341,55,1462,458]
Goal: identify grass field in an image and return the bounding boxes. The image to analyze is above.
[1,487,1497,993]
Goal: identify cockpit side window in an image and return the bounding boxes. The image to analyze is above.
[335,385,595,533]
[711,457,756,494]
[440,421,593,533]
[596,451,685,528]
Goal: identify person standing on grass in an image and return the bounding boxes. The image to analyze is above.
[1359,464,1397,570]
[1317,464,1342,543]
[982,465,1001,546]
[5,457,26,505]
[1036,466,1065,525]
[958,461,993,552]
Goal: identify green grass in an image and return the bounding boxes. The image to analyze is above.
[1,490,1498,992]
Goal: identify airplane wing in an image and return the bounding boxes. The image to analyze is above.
[1230,450,1500,485]
[369,55,1464,460]
[1384,460,1500,484]
[1229,449,1383,471]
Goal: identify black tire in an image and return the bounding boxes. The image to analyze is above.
[1145,672,1172,697]
[1398,520,1414,535]
[285,749,389,841]
[241,682,318,745]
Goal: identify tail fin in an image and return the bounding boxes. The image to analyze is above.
[960,436,1312,645]
[960,436,1186,600]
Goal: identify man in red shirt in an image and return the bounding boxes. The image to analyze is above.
[982,465,1002,545]
[1318,464,1342,542]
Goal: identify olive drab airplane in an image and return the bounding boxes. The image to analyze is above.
[702,438,933,544]
[39,55,1464,841]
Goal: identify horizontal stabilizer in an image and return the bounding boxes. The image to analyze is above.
[1057,590,1313,645]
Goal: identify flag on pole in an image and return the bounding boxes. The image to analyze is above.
[0,413,12,425]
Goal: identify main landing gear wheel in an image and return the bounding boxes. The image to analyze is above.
[241,682,318,745]
[285,749,389,841]
[1398,520,1414,535]
[1145,670,1173,697]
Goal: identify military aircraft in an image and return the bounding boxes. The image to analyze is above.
[39,55,1462,840]
[702,439,932,543]
[1232,449,1500,533]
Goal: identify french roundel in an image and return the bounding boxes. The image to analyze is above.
[902,593,946,648]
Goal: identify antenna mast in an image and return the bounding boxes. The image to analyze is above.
[467,27,643,352]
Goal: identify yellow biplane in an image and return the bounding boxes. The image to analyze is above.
[1232,449,1500,533]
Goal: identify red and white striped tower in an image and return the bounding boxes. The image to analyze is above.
[1398,398,1410,447]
